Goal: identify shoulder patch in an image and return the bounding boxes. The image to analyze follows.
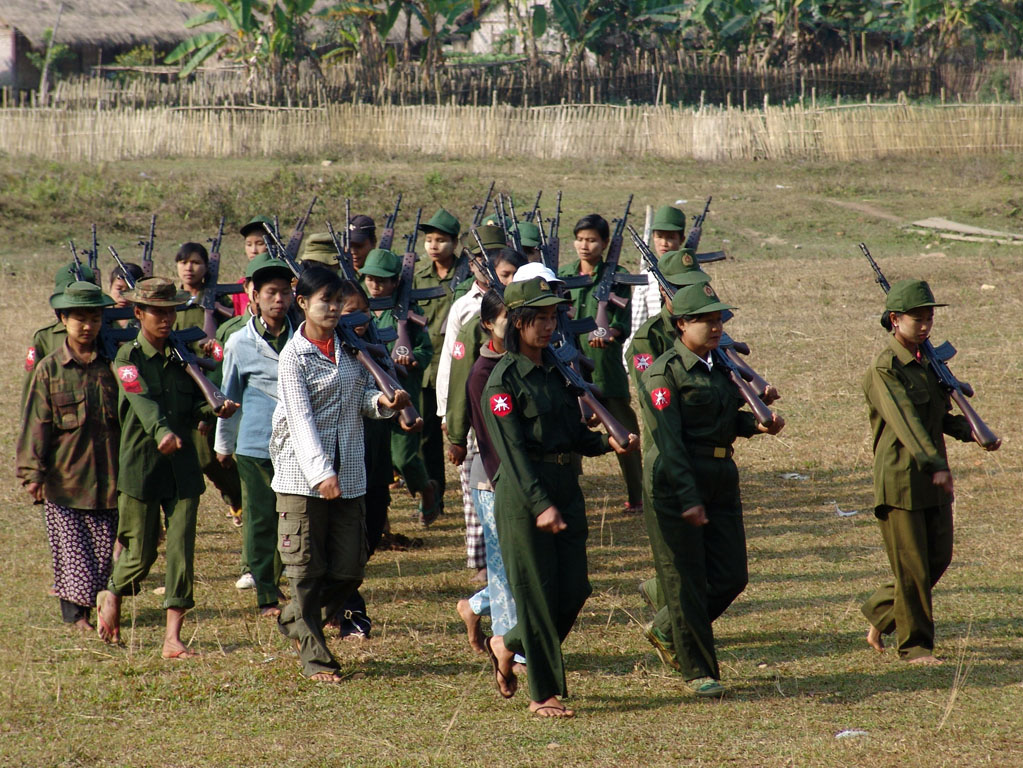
[632,353,653,371]
[211,341,224,362]
[489,393,513,417]
[24,346,36,371]
[452,341,465,360]
[650,387,671,410]
[117,365,143,394]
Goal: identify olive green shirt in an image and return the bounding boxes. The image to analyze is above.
[113,332,213,500]
[482,351,611,518]
[413,254,467,388]
[445,320,485,448]
[863,335,973,513]
[373,302,434,427]
[557,258,633,399]
[22,319,67,407]
[625,307,673,390]
[639,338,759,514]
[17,341,120,509]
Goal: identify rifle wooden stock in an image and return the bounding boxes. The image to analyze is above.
[726,366,775,426]
[354,349,421,430]
[950,389,999,447]
[723,347,771,396]
[180,357,229,413]
[590,303,615,341]
[579,389,631,447]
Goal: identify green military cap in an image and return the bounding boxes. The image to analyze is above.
[652,205,686,233]
[669,282,735,318]
[465,225,507,255]
[53,262,98,292]
[299,232,339,268]
[360,249,401,278]
[419,208,461,239]
[503,276,569,310]
[514,221,541,248]
[49,281,115,310]
[884,279,947,313]
[240,215,274,238]
[245,252,293,282]
[660,249,710,286]
[122,276,190,307]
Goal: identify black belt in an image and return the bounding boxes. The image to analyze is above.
[688,444,733,459]
[529,451,573,465]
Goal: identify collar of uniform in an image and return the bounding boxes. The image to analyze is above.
[135,331,168,359]
[659,304,674,326]
[56,339,79,367]
[887,334,922,367]
[672,337,711,371]
[415,254,462,281]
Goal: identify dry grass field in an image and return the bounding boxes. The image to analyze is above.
[0,153,1021,767]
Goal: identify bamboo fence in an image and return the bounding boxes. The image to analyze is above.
[3,102,1023,162]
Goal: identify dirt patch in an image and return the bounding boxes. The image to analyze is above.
[822,198,904,223]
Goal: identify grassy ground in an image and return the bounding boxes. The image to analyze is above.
[1,154,1021,767]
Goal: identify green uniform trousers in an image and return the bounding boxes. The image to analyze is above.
[861,503,953,660]
[605,396,643,506]
[193,427,243,511]
[643,456,748,681]
[419,386,446,495]
[276,493,367,677]
[236,455,283,609]
[390,426,430,496]
[496,463,592,703]
[108,493,200,610]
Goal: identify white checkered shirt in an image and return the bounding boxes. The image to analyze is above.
[270,324,393,498]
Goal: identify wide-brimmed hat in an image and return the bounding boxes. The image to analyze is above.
[504,276,569,310]
[669,282,735,318]
[122,276,190,307]
[53,262,97,292]
[884,279,947,313]
[49,281,115,310]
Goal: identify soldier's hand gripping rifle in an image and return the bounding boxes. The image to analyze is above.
[861,243,998,448]
[378,194,402,252]
[471,181,496,228]
[628,225,778,426]
[139,215,156,278]
[201,216,245,341]
[588,195,646,343]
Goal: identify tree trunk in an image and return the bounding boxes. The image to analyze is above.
[38,2,65,108]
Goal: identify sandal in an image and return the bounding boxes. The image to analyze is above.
[531,704,575,718]
[484,636,517,698]
[418,480,444,528]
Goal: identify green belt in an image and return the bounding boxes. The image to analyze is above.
[688,444,733,459]
[529,451,573,465]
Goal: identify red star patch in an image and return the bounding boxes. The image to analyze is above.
[650,387,671,410]
[633,353,652,371]
[212,342,224,362]
[489,393,513,417]
[117,365,143,393]
[452,341,465,360]
[24,347,36,371]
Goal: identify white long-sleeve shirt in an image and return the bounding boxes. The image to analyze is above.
[436,281,486,418]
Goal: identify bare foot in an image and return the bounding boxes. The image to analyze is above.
[866,625,884,653]
[529,696,575,718]
[470,567,488,584]
[485,635,517,698]
[512,662,528,678]
[456,598,485,653]
[96,590,120,644]
[260,605,282,618]
[309,671,344,683]
[73,617,95,634]
[907,655,943,666]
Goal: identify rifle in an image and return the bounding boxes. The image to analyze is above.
[68,240,85,281]
[109,245,232,412]
[545,342,631,447]
[526,190,542,222]
[588,195,641,342]
[262,224,304,278]
[378,194,402,252]
[390,209,429,364]
[545,190,562,271]
[335,311,422,430]
[201,216,245,340]
[327,220,359,283]
[344,199,352,254]
[284,196,317,261]
[84,223,101,283]
[139,215,156,278]
[682,197,711,253]
[861,243,998,447]
[468,228,503,293]
[505,194,524,254]
[472,181,496,228]
[628,225,777,425]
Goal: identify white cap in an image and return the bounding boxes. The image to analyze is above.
[512,262,563,284]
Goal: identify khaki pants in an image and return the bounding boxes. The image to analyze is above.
[275,493,367,677]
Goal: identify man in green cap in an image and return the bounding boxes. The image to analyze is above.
[414,208,465,499]
[482,276,636,718]
[17,281,121,633]
[860,279,998,664]
[96,277,239,658]
[638,282,784,697]
[363,248,439,524]
[233,215,274,316]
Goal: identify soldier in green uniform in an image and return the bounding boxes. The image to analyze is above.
[95,278,239,658]
[363,248,439,524]
[413,208,465,499]
[638,282,784,696]
[649,205,686,258]
[482,277,636,718]
[860,280,999,664]
[558,214,643,513]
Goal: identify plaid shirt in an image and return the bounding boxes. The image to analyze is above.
[270,323,394,498]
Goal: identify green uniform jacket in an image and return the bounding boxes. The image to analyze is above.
[862,335,973,513]
[625,307,673,390]
[373,302,434,405]
[17,341,121,509]
[413,255,467,388]
[558,258,633,399]
[22,319,67,407]
[639,339,759,514]
[445,321,485,448]
[482,351,610,518]
[113,333,214,500]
